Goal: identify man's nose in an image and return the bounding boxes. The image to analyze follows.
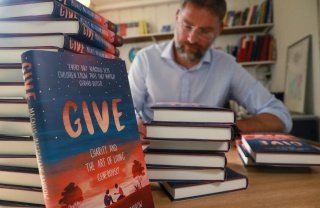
[187,29,199,43]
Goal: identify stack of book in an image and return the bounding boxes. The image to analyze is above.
[0,1,155,207]
[236,132,320,167]
[0,0,123,70]
[143,102,248,201]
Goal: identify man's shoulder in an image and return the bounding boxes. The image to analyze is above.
[138,41,170,55]
[211,48,237,62]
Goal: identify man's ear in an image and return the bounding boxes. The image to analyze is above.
[176,9,180,21]
[218,23,224,35]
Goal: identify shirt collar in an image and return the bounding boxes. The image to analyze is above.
[161,39,212,66]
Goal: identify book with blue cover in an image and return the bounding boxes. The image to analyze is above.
[21,50,154,207]
[241,133,320,165]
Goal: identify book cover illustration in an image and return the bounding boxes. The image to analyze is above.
[243,133,320,154]
[21,50,154,207]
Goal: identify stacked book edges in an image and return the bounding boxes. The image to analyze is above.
[0,0,124,66]
[143,102,248,201]
[0,1,155,207]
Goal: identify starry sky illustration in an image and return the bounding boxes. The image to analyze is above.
[22,50,139,164]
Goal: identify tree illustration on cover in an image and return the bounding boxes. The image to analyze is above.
[132,160,146,190]
[59,182,83,208]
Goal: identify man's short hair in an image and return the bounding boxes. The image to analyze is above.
[180,0,227,22]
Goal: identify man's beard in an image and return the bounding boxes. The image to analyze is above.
[174,33,214,62]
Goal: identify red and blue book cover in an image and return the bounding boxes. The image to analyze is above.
[242,133,320,154]
[0,0,117,33]
[21,50,154,207]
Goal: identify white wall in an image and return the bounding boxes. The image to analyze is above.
[273,0,320,116]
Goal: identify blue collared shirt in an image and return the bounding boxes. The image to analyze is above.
[128,40,292,132]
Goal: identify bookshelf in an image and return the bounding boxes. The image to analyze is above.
[123,23,274,43]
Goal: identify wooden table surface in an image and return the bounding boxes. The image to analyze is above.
[150,141,320,208]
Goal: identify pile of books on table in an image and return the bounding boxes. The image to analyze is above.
[236,132,320,167]
[0,0,134,207]
[143,102,248,201]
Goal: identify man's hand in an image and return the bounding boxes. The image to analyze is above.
[236,113,285,134]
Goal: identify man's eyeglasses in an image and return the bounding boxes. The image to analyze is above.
[176,19,218,41]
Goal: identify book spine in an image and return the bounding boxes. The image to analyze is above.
[63,35,118,59]
[56,0,118,33]
[71,22,120,56]
[21,56,49,204]
[52,1,123,46]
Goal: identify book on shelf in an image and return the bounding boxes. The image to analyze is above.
[0,98,29,117]
[0,34,119,59]
[161,167,248,201]
[151,102,236,124]
[223,0,272,27]
[0,64,24,82]
[237,36,248,62]
[0,0,117,33]
[144,121,234,141]
[0,117,32,136]
[234,34,275,62]
[0,155,37,168]
[245,5,257,26]
[241,133,320,165]
[147,165,226,182]
[0,166,40,187]
[148,139,230,152]
[0,135,35,155]
[0,184,44,205]
[0,19,119,57]
[21,50,154,207]
[144,147,226,168]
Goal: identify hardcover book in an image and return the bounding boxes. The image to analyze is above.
[21,50,154,207]
[0,98,29,117]
[0,83,26,98]
[236,142,256,166]
[148,139,230,152]
[151,102,236,124]
[0,199,44,207]
[0,64,24,82]
[0,166,41,187]
[0,0,117,33]
[0,184,44,205]
[161,167,248,201]
[0,47,61,65]
[0,155,37,168]
[0,135,35,155]
[144,147,227,168]
[147,165,226,182]
[241,133,320,165]
[145,121,234,141]
[0,117,32,136]
[0,34,119,58]
[0,18,120,56]
[55,1,123,46]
